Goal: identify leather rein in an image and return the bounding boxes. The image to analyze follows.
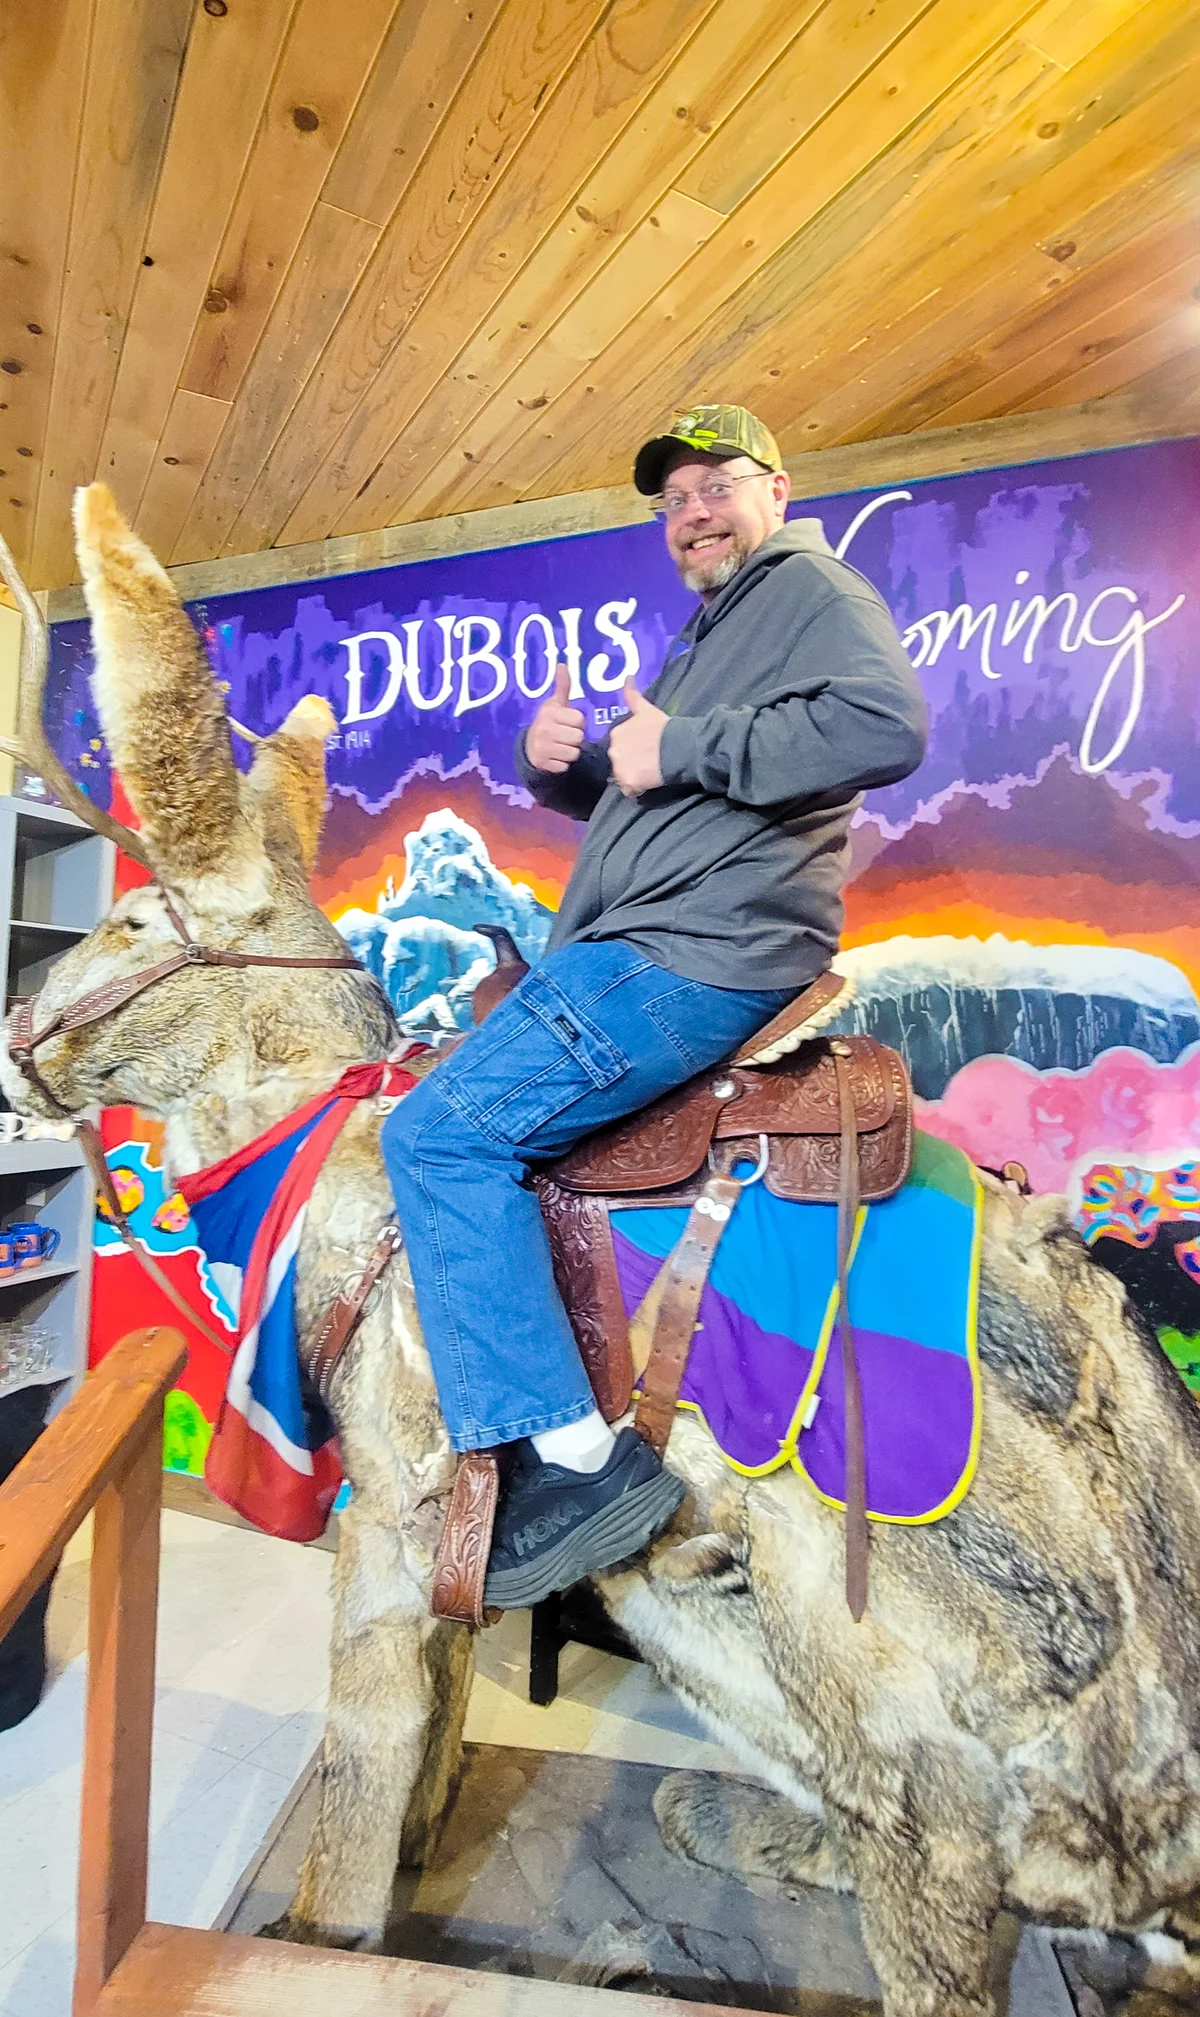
[8,885,367,1358]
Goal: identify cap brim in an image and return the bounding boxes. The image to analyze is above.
[633,436,688,496]
[634,433,776,495]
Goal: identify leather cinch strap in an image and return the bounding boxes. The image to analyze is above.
[304,1223,402,1402]
[634,1171,743,1457]
[831,1040,869,1622]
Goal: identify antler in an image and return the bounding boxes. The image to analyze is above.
[0,526,153,868]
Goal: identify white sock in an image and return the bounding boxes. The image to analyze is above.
[531,1409,616,1474]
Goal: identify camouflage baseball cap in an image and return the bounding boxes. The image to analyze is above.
[633,404,783,496]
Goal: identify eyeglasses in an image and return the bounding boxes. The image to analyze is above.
[651,470,773,520]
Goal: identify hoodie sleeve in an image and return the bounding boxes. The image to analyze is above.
[514,726,613,821]
[656,582,926,806]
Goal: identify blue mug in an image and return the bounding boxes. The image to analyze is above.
[9,1222,60,1273]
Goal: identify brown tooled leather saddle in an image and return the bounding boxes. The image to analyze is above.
[429,943,913,1629]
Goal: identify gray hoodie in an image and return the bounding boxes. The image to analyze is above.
[515,520,927,993]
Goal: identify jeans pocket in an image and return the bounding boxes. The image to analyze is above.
[645,978,791,1076]
[520,967,627,1087]
[439,968,629,1145]
[643,980,731,1074]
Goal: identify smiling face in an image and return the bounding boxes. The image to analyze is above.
[662,449,791,600]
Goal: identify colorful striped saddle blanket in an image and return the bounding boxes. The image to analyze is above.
[611,1130,982,1523]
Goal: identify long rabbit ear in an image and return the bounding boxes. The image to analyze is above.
[244,695,338,875]
[73,484,265,898]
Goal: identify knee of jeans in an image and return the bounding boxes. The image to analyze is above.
[382,1073,492,1171]
[381,1076,440,1161]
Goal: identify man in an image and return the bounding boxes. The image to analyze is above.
[384,404,926,1609]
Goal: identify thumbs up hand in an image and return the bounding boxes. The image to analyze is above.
[609,676,668,797]
[526,667,586,775]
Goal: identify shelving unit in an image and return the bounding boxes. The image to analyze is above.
[0,794,113,1408]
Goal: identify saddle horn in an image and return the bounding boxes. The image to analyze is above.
[471,926,530,1024]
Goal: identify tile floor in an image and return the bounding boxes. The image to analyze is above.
[0,1507,735,2016]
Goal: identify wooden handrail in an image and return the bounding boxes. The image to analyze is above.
[0,1326,186,1639]
[0,1326,187,2014]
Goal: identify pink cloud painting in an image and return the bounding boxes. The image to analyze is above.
[917,1044,1200,1199]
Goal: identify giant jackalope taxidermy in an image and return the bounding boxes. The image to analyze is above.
[3,487,1200,2017]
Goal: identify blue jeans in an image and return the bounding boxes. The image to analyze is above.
[382,940,792,1451]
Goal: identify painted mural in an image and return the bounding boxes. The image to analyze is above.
[50,435,1200,1469]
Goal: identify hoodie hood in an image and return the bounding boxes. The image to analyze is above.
[697,518,835,634]
[758,518,836,560]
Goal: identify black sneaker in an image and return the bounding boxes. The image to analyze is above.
[483,1428,686,1610]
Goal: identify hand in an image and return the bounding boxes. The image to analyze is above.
[609,677,667,797]
[526,667,585,774]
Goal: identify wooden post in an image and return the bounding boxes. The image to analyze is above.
[73,1411,165,2016]
[0,1330,185,2009]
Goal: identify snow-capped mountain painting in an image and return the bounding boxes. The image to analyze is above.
[829,935,1200,1100]
[335,812,1200,1091]
[335,809,553,1033]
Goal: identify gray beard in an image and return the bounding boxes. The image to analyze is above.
[679,545,745,597]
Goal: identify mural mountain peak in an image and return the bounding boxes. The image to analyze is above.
[337,809,552,1034]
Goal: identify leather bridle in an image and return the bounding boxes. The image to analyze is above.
[7,884,365,1356]
[9,885,361,1115]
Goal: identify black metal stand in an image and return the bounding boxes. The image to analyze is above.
[528,1581,642,1707]
[0,1382,53,1730]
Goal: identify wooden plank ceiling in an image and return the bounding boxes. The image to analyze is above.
[3,0,1199,591]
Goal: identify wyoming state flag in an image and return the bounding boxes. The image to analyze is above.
[177,1062,418,1541]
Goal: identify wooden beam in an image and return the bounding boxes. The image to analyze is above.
[0,1327,186,1639]
[782,395,1200,499]
[53,480,644,621]
[44,394,1200,626]
[95,1921,784,2016]
[12,0,1197,599]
